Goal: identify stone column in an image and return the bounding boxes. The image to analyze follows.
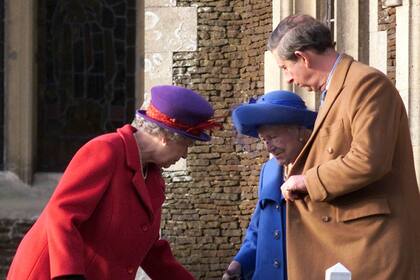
[265,0,331,111]
[264,0,292,99]
[4,0,37,184]
[335,0,369,64]
[293,0,318,110]
[410,2,420,185]
[396,0,420,186]
[369,0,388,74]
[144,0,197,171]
[136,0,145,108]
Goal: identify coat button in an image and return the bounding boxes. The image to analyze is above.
[274,230,280,240]
[127,267,135,274]
[142,225,149,231]
[322,215,331,223]
[327,147,334,154]
[273,259,280,268]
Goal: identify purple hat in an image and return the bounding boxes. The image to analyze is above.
[136,85,220,141]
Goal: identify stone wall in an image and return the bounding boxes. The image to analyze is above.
[0,219,34,277]
[161,0,272,279]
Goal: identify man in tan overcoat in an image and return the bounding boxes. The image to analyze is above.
[268,14,420,279]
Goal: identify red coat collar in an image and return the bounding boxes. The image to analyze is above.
[117,124,157,221]
[117,124,141,172]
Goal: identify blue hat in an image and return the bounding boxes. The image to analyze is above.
[136,85,221,141]
[232,90,317,138]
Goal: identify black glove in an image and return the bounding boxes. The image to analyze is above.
[54,275,86,280]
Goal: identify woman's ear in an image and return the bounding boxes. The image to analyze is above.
[159,134,168,146]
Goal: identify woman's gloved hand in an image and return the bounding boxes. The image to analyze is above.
[222,260,241,280]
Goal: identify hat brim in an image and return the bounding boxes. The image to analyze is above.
[137,110,211,141]
[232,103,317,138]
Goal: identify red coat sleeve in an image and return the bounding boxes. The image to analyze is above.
[45,140,117,278]
[141,239,195,280]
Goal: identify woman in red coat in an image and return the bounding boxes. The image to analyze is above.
[7,85,220,280]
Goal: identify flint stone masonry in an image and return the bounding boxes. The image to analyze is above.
[160,0,272,279]
[0,219,34,277]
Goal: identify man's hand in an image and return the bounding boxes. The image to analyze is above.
[222,260,241,280]
[281,175,308,201]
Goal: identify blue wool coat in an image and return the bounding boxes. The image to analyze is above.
[234,158,287,280]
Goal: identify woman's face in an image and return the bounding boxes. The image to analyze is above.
[156,136,194,168]
[258,124,305,165]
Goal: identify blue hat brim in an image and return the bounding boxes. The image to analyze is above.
[137,110,211,142]
[232,103,317,138]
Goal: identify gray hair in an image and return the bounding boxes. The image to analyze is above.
[131,115,185,141]
[268,14,333,61]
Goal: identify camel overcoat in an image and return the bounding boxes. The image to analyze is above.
[7,124,194,280]
[287,54,420,279]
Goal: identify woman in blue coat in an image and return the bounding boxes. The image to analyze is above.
[223,91,316,280]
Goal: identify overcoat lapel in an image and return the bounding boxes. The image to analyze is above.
[290,54,354,176]
[118,125,154,221]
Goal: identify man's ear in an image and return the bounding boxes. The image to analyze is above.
[294,50,311,67]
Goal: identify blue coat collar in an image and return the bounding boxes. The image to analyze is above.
[259,158,284,207]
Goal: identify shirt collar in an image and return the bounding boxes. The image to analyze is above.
[320,53,342,106]
[325,53,342,91]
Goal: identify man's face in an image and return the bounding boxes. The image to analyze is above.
[272,49,320,92]
[258,124,304,165]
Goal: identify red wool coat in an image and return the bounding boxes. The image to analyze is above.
[7,124,194,280]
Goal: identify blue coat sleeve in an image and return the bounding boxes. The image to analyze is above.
[233,163,266,278]
[233,201,260,276]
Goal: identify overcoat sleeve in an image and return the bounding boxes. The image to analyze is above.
[46,140,117,278]
[233,203,260,278]
[233,163,267,278]
[141,238,195,280]
[305,71,404,201]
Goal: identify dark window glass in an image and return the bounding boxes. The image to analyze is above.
[37,0,135,171]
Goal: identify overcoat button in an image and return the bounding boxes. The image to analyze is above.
[274,230,280,240]
[322,215,331,223]
[273,259,280,268]
[142,225,149,231]
[127,267,135,274]
[327,147,334,154]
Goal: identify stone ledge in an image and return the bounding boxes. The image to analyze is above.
[0,172,59,219]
